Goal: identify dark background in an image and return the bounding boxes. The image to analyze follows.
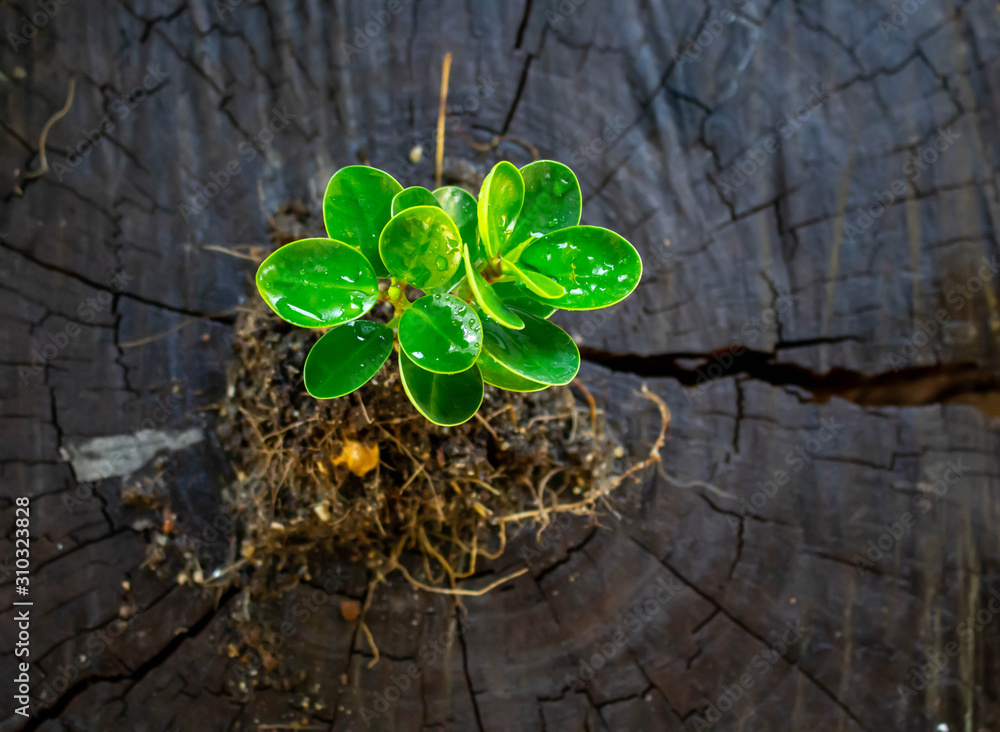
[2,0,1000,730]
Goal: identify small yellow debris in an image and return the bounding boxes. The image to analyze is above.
[409,145,423,163]
[332,440,380,477]
[313,502,332,522]
[162,507,176,535]
[340,599,361,622]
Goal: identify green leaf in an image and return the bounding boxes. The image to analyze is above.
[398,351,484,426]
[481,308,579,385]
[323,166,402,278]
[491,281,557,319]
[256,238,379,328]
[392,186,441,217]
[463,243,524,330]
[304,320,393,398]
[519,225,642,310]
[499,259,566,299]
[477,161,524,259]
[433,185,481,262]
[505,160,581,254]
[379,206,464,289]
[424,186,481,295]
[399,293,483,374]
[476,348,547,392]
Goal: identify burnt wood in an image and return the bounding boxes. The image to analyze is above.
[2,1,999,731]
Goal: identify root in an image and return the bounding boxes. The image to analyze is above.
[24,77,76,180]
[499,384,670,531]
[393,564,529,596]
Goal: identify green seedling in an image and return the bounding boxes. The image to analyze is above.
[256,160,642,426]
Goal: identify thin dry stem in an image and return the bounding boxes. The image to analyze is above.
[435,52,452,188]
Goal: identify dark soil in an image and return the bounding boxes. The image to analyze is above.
[216,295,626,595]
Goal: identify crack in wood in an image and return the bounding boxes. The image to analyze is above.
[579,345,1000,411]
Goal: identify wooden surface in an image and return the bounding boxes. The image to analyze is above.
[2,1,1000,730]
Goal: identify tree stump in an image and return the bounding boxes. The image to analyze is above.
[2,1,999,730]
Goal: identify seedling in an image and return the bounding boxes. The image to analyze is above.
[255,160,642,426]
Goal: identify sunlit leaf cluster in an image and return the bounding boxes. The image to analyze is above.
[255,161,643,426]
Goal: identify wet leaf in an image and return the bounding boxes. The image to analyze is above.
[398,351,484,426]
[463,242,524,330]
[379,206,464,289]
[256,238,379,328]
[433,185,481,260]
[303,319,393,398]
[391,186,441,216]
[519,225,642,310]
[399,293,483,374]
[426,186,481,294]
[323,166,402,278]
[481,308,579,385]
[476,348,547,392]
[505,160,581,254]
[491,281,557,319]
[499,259,566,299]
[477,161,524,259]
